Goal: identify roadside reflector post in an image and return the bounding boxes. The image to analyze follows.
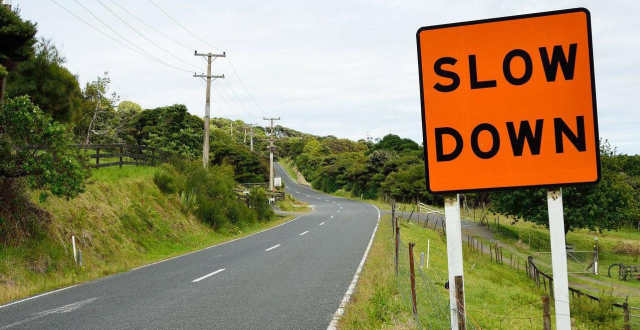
[547,188,571,329]
[444,194,465,329]
[72,235,77,265]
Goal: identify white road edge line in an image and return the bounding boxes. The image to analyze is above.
[299,231,309,236]
[319,222,325,226]
[0,285,78,310]
[327,204,381,330]
[265,244,281,251]
[192,269,225,283]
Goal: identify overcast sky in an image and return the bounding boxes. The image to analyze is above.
[13,0,640,154]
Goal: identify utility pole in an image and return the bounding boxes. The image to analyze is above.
[194,51,225,168]
[263,117,280,191]
[250,124,254,152]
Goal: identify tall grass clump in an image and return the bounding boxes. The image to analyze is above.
[153,159,274,232]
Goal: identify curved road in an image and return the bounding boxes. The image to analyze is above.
[0,163,379,330]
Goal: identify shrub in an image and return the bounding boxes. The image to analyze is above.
[178,189,199,214]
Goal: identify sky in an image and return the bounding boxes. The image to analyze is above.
[12,0,640,154]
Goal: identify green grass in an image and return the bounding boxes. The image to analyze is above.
[463,206,640,305]
[340,210,624,329]
[0,165,296,305]
[276,194,312,212]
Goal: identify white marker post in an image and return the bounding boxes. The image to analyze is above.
[547,188,571,329]
[72,236,77,265]
[444,194,465,328]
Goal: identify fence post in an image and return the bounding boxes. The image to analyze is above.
[95,147,100,166]
[455,275,466,330]
[119,145,123,169]
[395,224,400,275]
[624,302,630,330]
[391,200,396,236]
[409,243,418,318]
[542,296,551,330]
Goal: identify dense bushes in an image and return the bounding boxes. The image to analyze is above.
[153,160,274,232]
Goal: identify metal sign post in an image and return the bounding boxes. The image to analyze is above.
[547,188,571,329]
[444,194,465,328]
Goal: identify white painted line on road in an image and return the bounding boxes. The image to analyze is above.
[299,231,309,236]
[1,297,99,329]
[326,200,329,202]
[337,211,340,213]
[330,215,334,219]
[319,222,325,226]
[0,285,78,310]
[333,201,336,203]
[340,206,342,209]
[265,244,281,251]
[327,205,381,330]
[192,269,225,283]
[306,195,311,197]
[295,191,299,194]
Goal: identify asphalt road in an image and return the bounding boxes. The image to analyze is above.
[0,163,379,330]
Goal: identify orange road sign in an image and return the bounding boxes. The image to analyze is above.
[416,8,600,194]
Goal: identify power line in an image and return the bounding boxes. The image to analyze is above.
[50,0,186,73]
[149,0,224,52]
[215,79,257,123]
[70,0,193,73]
[109,0,195,52]
[95,0,203,71]
[226,57,269,116]
[211,84,248,123]
[198,78,229,118]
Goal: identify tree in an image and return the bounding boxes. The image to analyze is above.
[369,134,420,153]
[0,6,37,101]
[6,38,82,122]
[490,142,638,235]
[0,96,90,200]
[117,101,142,113]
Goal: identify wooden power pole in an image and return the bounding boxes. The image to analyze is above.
[194,51,225,168]
[263,117,280,191]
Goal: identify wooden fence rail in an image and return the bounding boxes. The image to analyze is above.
[75,144,169,168]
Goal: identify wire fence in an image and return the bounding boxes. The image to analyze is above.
[388,199,632,329]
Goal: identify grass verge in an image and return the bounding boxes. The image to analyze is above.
[340,214,623,329]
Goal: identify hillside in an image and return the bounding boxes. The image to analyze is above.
[0,166,293,305]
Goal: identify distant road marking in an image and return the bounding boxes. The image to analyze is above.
[337,211,340,213]
[333,201,336,203]
[319,222,325,226]
[1,297,99,329]
[330,215,334,218]
[295,191,299,194]
[326,199,329,202]
[299,231,309,236]
[192,269,225,283]
[0,285,78,310]
[265,244,281,251]
[328,205,381,330]
[340,206,342,209]
[306,195,311,197]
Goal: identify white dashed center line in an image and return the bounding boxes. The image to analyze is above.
[192,269,226,283]
[330,215,334,218]
[265,244,281,251]
[299,231,309,236]
[319,222,325,226]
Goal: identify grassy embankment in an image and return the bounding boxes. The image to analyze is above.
[0,166,295,305]
[339,215,623,329]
